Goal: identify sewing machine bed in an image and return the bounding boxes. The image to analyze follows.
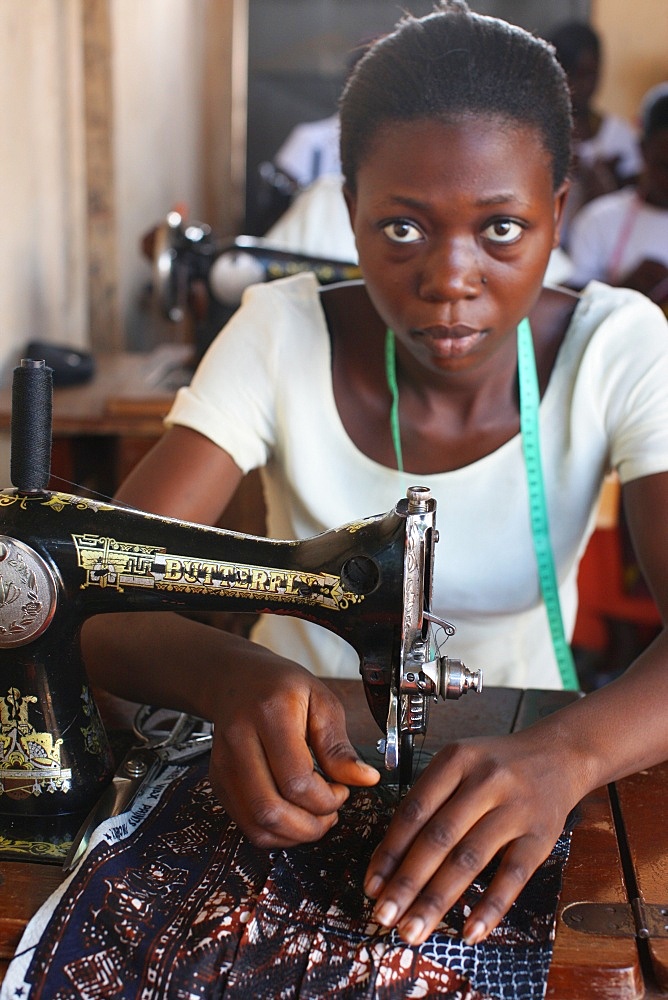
[0,682,666,998]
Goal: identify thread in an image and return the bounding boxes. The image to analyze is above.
[11,359,54,492]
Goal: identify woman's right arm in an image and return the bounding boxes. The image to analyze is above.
[82,424,379,844]
[113,423,244,524]
[83,423,246,707]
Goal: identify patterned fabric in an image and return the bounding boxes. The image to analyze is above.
[2,759,570,1000]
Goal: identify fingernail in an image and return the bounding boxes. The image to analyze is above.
[375,900,398,926]
[463,919,487,945]
[400,916,425,945]
[365,874,384,897]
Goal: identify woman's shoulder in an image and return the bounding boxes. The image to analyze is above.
[564,281,668,362]
[319,278,369,312]
[319,279,381,342]
[196,273,331,383]
[537,282,665,385]
[543,279,663,330]
[241,270,324,314]
[221,272,329,345]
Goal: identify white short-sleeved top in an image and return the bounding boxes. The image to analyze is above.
[167,273,668,689]
[569,187,668,288]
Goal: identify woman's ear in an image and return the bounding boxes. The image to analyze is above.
[552,180,571,248]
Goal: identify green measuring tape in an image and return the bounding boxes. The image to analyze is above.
[385,328,404,473]
[517,318,580,691]
[385,324,580,691]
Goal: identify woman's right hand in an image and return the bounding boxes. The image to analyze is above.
[80,425,381,849]
[83,610,380,848]
[205,640,381,847]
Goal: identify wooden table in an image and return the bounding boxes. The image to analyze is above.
[0,683,666,997]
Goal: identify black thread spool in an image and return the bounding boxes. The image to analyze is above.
[1,358,115,830]
[11,358,53,493]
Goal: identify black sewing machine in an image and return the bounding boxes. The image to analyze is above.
[0,359,481,850]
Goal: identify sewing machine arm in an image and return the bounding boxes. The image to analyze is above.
[0,485,480,814]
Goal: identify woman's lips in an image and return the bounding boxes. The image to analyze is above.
[413,324,486,357]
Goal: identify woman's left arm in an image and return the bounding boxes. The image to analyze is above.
[364,471,668,946]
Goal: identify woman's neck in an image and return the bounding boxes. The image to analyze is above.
[322,281,578,475]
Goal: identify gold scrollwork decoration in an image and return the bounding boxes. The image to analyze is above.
[0,686,72,799]
[0,489,113,513]
[73,533,365,611]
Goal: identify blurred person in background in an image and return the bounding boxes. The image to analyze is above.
[547,20,642,250]
[568,84,668,312]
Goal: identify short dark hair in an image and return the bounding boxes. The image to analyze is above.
[339,0,572,193]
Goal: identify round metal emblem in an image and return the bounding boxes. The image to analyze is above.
[0,535,57,647]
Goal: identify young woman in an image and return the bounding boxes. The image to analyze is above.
[83,1,668,949]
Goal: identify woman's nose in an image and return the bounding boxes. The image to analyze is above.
[417,239,483,302]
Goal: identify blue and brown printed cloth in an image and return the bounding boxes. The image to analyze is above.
[2,758,570,999]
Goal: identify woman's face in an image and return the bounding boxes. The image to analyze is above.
[345,116,567,379]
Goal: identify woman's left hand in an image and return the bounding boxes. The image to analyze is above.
[364,729,582,945]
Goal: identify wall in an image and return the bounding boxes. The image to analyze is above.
[113,0,247,349]
[0,0,245,481]
[592,0,667,125]
[0,0,244,372]
[0,1,88,362]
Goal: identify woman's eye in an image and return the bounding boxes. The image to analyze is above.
[382,220,423,244]
[483,219,524,244]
